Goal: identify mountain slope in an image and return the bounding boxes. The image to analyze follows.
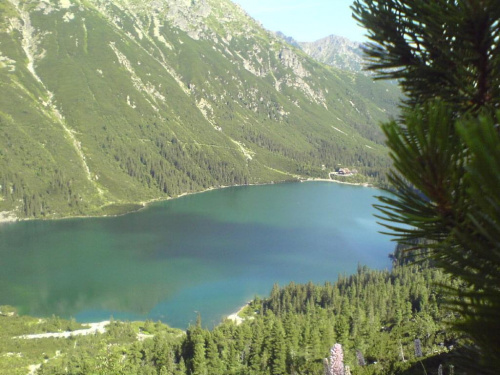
[0,0,400,218]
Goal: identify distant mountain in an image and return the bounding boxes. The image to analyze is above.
[273,31,301,48]
[0,0,400,219]
[299,35,367,74]
[273,33,370,75]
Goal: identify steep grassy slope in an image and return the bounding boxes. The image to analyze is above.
[0,0,400,218]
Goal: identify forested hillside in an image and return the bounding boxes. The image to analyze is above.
[0,0,400,219]
[1,261,462,375]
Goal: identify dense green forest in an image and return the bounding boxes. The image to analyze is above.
[0,258,463,375]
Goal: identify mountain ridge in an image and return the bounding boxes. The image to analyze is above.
[299,34,367,74]
[0,0,400,219]
[274,31,368,75]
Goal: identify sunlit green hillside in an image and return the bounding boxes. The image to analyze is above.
[0,0,400,218]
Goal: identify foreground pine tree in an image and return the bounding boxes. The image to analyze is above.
[352,0,500,372]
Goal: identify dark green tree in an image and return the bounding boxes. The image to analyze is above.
[352,0,500,372]
[191,332,207,375]
[352,0,500,112]
[206,337,224,375]
[270,320,287,375]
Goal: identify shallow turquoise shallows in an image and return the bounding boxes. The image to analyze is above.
[0,182,393,328]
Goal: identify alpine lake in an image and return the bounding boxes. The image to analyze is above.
[0,182,393,329]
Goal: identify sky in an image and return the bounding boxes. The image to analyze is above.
[234,0,367,43]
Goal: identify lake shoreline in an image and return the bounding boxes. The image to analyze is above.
[13,303,252,335]
[1,176,374,223]
[16,321,110,339]
[226,301,252,325]
[301,177,373,187]
[0,211,20,224]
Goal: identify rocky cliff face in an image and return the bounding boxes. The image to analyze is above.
[0,0,400,218]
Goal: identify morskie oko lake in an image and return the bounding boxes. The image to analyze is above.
[0,182,393,329]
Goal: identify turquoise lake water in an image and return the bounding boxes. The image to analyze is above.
[0,182,393,328]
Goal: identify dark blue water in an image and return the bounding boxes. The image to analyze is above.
[0,182,392,328]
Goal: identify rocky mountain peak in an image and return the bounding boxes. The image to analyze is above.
[272,31,368,75]
[299,34,367,74]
